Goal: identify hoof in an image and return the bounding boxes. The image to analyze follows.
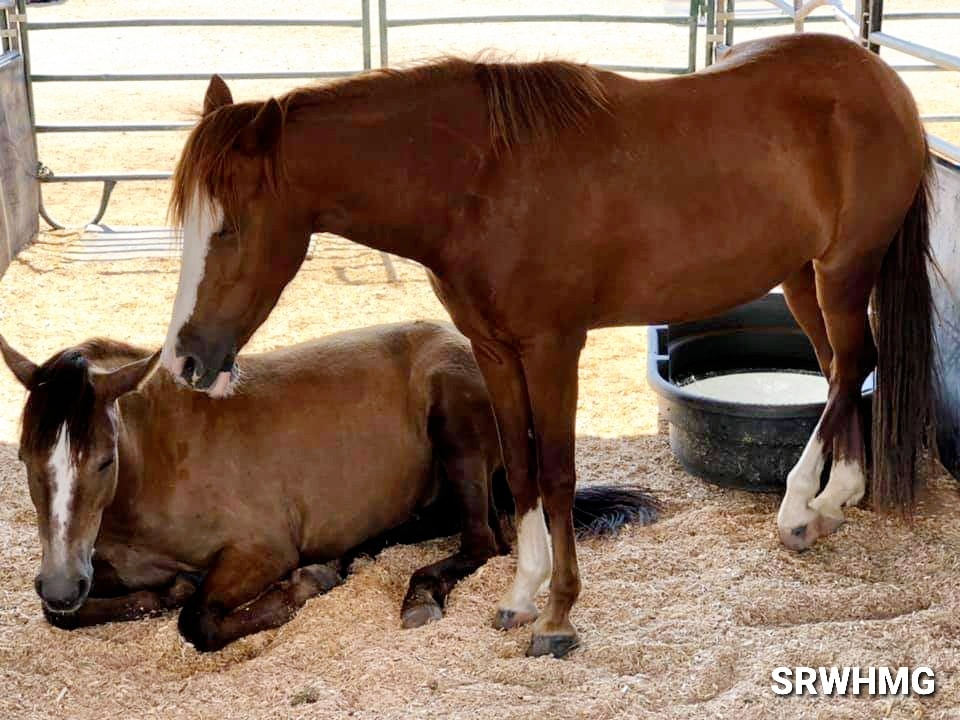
[779,512,844,551]
[401,602,443,629]
[494,606,537,630]
[526,632,579,658]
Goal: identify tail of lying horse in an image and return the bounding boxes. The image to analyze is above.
[569,485,660,536]
[491,473,659,537]
[871,150,939,512]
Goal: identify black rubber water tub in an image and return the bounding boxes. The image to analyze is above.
[647,292,873,493]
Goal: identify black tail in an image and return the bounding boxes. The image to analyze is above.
[571,484,660,537]
[871,152,939,513]
[490,470,659,537]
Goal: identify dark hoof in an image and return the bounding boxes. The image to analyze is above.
[527,632,580,658]
[401,602,443,629]
[177,604,225,653]
[494,606,537,630]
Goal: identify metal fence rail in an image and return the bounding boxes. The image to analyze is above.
[23,2,373,228]
[377,1,703,76]
[706,0,960,165]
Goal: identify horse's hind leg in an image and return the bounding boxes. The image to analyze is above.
[778,260,878,550]
[783,262,833,377]
[807,267,877,523]
[776,264,834,545]
[402,384,503,628]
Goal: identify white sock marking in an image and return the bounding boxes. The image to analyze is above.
[161,191,223,375]
[47,424,76,561]
[499,500,552,614]
[777,425,826,531]
[809,459,866,520]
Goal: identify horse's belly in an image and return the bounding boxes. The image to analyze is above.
[297,445,436,559]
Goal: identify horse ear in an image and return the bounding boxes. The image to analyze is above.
[204,74,233,115]
[91,351,161,400]
[0,334,38,389]
[236,97,284,156]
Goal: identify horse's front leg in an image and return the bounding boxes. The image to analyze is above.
[519,331,587,659]
[468,337,545,631]
[176,545,340,652]
[44,574,199,630]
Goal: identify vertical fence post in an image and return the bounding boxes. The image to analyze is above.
[361,0,371,69]
[867,0,883,53]
[15,0,34,130]
[687,0,700,73]
[724,0,735,48]
[856,0,869,46]
[378,0,388,67]
[705,0,716,65]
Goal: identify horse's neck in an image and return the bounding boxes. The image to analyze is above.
[287,82,488,268]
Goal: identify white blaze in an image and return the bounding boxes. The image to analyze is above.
[161,191,223,376]
[47,424,76,560]
[499,500,553,615]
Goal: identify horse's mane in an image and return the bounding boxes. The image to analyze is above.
[169,57,609,227]
[21,339,150,460]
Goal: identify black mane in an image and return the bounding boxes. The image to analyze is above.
[22,350,95,460]
[20,339,148,459]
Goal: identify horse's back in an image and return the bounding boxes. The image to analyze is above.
[473,33,927,329]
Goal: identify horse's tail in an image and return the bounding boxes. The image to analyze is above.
[871,152,938,513]
[491,474,659,536]
[571,485,660,537]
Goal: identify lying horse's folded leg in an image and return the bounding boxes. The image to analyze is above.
[401,450,499,628]
[44,574,199,630]
[177,545,336,652]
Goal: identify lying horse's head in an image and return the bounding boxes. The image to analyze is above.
[0,336,158,614]
[161,76,311,396]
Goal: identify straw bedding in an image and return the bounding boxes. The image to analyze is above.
[1,234,958,719]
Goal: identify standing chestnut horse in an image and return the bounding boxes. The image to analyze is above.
[161,34,937,657]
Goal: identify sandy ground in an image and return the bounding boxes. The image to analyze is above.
[1,1,960,719]
[3,232,960,720]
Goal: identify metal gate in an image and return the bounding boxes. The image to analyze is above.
[0,0,36,275]
[22,2,373,229]
[19,1,706,229]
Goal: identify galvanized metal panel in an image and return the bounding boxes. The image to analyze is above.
[931,158,960,479]
[0,52,37,275]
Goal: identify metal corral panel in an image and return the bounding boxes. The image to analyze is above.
[0,53,37,275]
[932,158,960,479]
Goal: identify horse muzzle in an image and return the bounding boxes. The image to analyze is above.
[35,572,90,615]
[167,331,237,396]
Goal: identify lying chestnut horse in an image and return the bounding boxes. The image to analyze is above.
[1,323,655,652]
[160,34,936,656]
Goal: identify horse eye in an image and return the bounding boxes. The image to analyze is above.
[97,457,115,472]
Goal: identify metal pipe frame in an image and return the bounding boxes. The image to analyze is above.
[377,3,702,75]
[26,18,364,30]
[27,1,373,228]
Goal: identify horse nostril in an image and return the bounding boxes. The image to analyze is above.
[34,576,43,598]
[181,355,202,385]
[77,576,90,600]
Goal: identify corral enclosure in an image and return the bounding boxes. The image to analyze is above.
[1,1,960,719]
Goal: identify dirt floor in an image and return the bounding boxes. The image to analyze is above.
[2,1,960,719]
